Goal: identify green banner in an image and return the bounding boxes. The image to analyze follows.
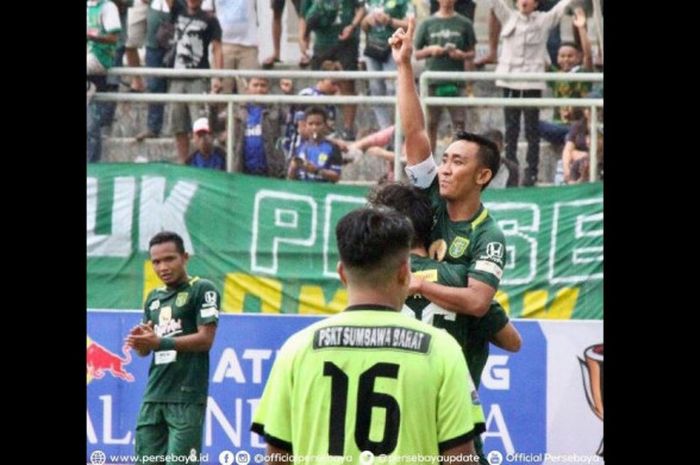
[87,163,603,319]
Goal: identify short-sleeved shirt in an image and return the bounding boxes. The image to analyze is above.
[141,276,220,404]
[189,148,226,170]
[414,14,476,86]
[422,180,506,290]
[295,139,343,182]
[403,255,509,388]
[173,8,222,69]
[547,65,592,123]
[301,0,363,48]
[87,0,123,69]
[251,306,485,460]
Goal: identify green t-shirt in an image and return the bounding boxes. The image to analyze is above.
[422,177,506,290]
[141,276,220,404]
[301,0,363,49]
[365,0,411,44]
[252,306,485,461]
[403,255,509,388]
[547,65,592,123]
[414,14,475,86]
[146,5,172,49]
[87,0,122,70]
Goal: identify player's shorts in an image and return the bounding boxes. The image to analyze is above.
[135,402,206,465]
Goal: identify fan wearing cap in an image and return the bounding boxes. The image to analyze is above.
[188,118,226,170]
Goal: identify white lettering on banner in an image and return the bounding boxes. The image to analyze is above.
[87,176,198,256]
[483,404,515,455]
[100,395,132,444]
[206,397,243,447]
[87,177,135,257]
[322,194,366,278]
[213,348,274,384]
[138,176,198,254]
[87,410,98,444]
[482,355,510,390]
[549,198,604,284]
[484,202,540,286]
[251,190,317,275]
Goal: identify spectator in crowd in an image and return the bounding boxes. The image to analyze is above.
[560,103,601,184]
[414,0,476,154]
[361,0,411,129]
[188,117,226,170]
[287,106,343,183]
[483,0,576,186]
[263,0,302,68]
[168,0,223,164]
[124,0,149,92]
[87,0,122,163]
[282,60,341,158]
[134,0,174,141]
[299,0,366,140]
[539,6,592,147]
[430,0,475,20]
[100,0,131,137]
[230,77,286,177]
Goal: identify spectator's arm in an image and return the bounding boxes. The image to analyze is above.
[340,5,366,40]
[479,0,512,24]
[562,140,575,182]
[541,0,575,30]
[573,7,593,70]
[87,31,120,44]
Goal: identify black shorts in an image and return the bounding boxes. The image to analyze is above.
[271,0,301,15]
[311,39,359,71]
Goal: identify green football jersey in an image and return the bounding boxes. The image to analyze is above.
[252,307,485,462]
[403,255,509,388]
[141,276,220,404]
[423,177,506,290]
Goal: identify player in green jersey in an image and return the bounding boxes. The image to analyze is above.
[125,231,220,465]
[252,208,483,465]
[390,18,507,319]
[368,182,521,465]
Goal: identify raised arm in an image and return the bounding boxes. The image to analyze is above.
[389,17,432,166]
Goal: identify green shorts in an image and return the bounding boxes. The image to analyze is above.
[135,402,206,465]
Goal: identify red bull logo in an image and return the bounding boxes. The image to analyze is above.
[86,335,134,384]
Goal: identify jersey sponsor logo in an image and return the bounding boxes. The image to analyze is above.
[474,259,503,280]
[204,290,218,306]
[412,269,438,282]
[155,306,183,337]
[484,242,505,264]
[149,300,160,311]
[313,325,432,353]
[448,236,470,258]
[200,307,219,319]
[175,292,189,307]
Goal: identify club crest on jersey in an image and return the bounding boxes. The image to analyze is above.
[448,236,470,258]
[175,292,189,307]
[149,300,160,311]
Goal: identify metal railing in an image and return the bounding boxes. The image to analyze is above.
[97,68,604,182]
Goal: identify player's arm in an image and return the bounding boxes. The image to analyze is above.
[491,322,522,352]
[441,441,478,465]
[410,277,495,317]
[266,443,291,465]
[390,17,432,167]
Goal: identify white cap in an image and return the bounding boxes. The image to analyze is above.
[192,117,210,134]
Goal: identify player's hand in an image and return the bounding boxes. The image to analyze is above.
[389,16,415,65]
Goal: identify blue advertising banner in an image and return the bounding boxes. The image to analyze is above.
[87,312,602,465]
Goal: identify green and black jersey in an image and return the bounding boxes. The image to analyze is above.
[423,177,506,291]
[252,306,485,461]
[403,255,509,388]
[141,276,220,404]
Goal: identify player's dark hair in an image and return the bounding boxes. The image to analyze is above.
[149,231,186,254]
[336,208,413,279]
[367,183,432,250]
